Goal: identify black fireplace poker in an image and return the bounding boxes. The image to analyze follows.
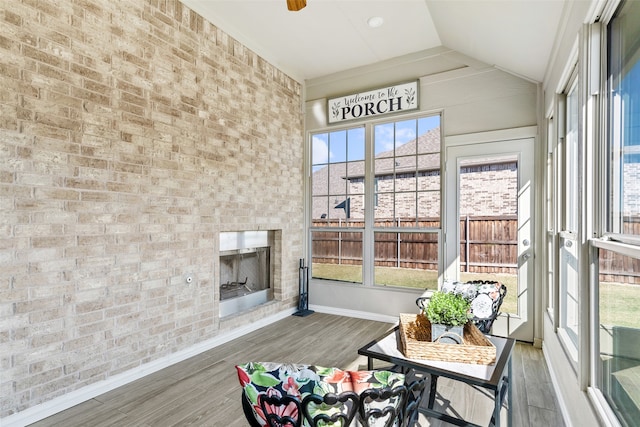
[293,258,314,317]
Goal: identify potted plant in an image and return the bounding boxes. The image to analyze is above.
[423,291,471,344]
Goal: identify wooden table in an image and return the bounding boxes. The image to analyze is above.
[358,326,515,427]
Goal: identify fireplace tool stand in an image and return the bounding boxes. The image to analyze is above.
[293,258,314,317]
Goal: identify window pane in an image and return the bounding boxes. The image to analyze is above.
[374,231,439,289]
[330,130,347,163]
[566,79,579,233]
[311,230,362,283]
[395,171,417,193]
[458,157,518,314]
[347,128,365,162]
[328,163,347,196]
[546,117,556,313]
[559,76,580,350]
[311,126,365,227]
[395,193,416,223]
[597,247,640,426]
[374,118,441,224]
[418,191,440,218]
[560,237,579,344]
[374,122,395,157]
[418,116,442,154]
[608,0,640,236]
[371,117,441,287]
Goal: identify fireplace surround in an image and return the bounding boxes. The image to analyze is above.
[219,231,274,317]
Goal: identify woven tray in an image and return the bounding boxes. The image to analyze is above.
[398,313,496,365]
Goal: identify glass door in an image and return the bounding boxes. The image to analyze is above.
[445,138,535,341]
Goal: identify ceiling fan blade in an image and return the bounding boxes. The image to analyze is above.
[287,0,306,11]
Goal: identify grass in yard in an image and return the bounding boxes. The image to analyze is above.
[313,264,640,328]
[312,264,517,311]
[600,282,640,328]
[312,264,640,327]
[312,263,438,288]
[312,263,363,283]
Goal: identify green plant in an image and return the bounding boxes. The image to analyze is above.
[424,291,471,326]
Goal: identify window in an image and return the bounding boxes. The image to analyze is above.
[558,76,581,354]
[311,127,365,226]
[310,115,441,288]
[607,0,640,240]
[594,246,640,427]
[590,2,640,425]
[546,116,557,319]
[311,127,365,283]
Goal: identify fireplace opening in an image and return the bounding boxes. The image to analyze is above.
[219,231,274,317]
[220,247,270,300]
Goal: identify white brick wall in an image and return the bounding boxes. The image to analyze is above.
[342,162,517,219]
[0,0,303,418]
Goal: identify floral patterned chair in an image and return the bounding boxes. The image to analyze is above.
[301,390,360,427]
[259,392,304,427]
[416,280,507,334]
[236,362,425,426]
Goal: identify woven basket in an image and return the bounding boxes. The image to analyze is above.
[398,313,496,365]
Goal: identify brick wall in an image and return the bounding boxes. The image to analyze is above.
[330,162,516,219]
[459,162,517,216]
[0,0,303,418]
[624,163,640,216]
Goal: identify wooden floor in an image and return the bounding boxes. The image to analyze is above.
[30,313,565,427]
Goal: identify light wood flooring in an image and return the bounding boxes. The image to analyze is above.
[29,313,565,427]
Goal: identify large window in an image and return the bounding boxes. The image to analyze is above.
[310,115,441,288]
[608,0,640,240]
[591,2,640,425]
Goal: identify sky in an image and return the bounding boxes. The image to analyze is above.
[312,115,440,170]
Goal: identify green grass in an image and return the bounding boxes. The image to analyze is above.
[312,264,639,327]
[312,264,517,308]
[600,282,640,328]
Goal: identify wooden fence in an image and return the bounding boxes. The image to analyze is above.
[599,216,640,284]
[311,216,517,274]
[312,215,640,283]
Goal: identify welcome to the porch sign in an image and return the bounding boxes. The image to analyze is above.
[327,80,419,124]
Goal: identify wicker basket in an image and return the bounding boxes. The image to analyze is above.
[398,313,496,365]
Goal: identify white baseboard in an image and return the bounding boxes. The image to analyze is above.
[542,344,573,427]
[1,308,295,427]
[309,304,398,325]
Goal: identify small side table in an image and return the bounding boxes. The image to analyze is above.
[358,326,515,427]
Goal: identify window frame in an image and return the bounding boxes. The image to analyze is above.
[587,1,640,425]
[308,112,443,288]
[556,68,582,365]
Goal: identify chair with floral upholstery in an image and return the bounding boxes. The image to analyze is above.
[357,384,408,427]
[236,362,408,427]
[259,392,303,427]
[301,391,360,427]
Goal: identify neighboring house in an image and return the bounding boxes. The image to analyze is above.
[312,126,517,220]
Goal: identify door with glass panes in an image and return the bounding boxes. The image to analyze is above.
[445,138,535,341]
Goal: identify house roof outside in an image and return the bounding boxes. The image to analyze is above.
[311,127,517,219]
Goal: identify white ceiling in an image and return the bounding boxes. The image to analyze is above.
[180,0,567,83]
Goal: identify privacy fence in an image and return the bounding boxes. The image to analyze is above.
[312,215,640,284]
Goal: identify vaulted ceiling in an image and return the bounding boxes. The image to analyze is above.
[180,0,567,84]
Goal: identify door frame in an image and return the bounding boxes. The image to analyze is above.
[444,128,537,342]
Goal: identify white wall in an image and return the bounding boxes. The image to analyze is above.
[305,49,537,136]
[304,49,539,332]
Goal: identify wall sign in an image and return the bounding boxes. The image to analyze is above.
[327,81,418,124]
